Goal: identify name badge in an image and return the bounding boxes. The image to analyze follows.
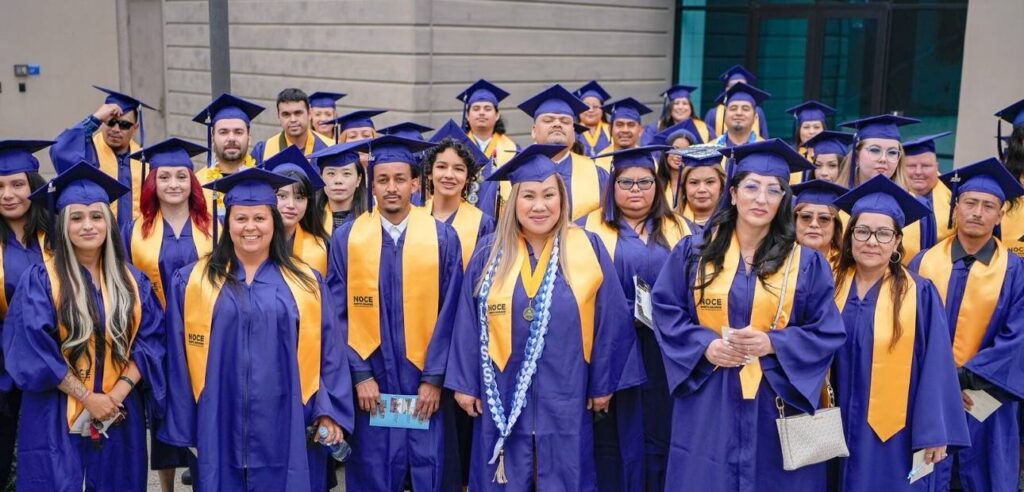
[634,276,654,329]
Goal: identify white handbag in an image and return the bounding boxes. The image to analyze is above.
[770,246,849,471]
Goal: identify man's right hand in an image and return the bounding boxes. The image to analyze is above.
[93,103,122,123]
[356,378,382,416]
[454,392,483,417]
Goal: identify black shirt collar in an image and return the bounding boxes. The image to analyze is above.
[951,236,996,266]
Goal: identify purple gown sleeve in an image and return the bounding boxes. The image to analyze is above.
[157,265,196,447]
[128,267,167,419]
[444,236,493,398]
[585,231,639,398]
[962,257,1024,399]
[420,224,464,380]
[310,272,356,434]
[49,116,99,171]
[326,222,373,376]
[3,265,66,392]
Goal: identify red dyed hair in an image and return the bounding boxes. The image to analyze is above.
[139,168,212,238]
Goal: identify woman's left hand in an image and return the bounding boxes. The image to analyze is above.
[588,394,612,413]
[727,327,775,357]
[315,416,345,446]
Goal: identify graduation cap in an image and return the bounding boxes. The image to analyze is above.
[995,99,1024,159]
[719,65,757,85]
[262,145,325,191]
[192,93,265,167]
[31,161,131,214]
[486,144,566,184]
[716,82,771,107]
[602,97,652,124]
[653,120,702,146]
[129,137,207,183]
[308,140,364,170]
[596,145,670,221]
[309,91,346,109]
[804,131,855,157]
[662,84,698,102]
[573,81,612,104]
[833,174,929,229]
[93,85,155,147]
[939,157,1024,228]
[203,167,295,208]
[429,119,489,165]
[456,79,510,107]
[839,114,919,142]
[331,109,387,134]
[0,140,53,176]
[518,84,589,119]
[727,138,813,183]
[377,122,434,141]
[666,144,724,208]
[902,131,952,157]
[792,179,848,207]
[785,100,836,125]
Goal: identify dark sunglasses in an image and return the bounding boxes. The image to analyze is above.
[106,119,135,130]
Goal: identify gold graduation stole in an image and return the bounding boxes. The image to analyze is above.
[183,258,322,403]
[592,144,619,172]
[92,133,142,221]
[485,228,602,371]
[478,132,518,169]
[692,119,712,143]
[583,211,689,259]
[197,156,257,216]
[917,235,1007,366]
[834,268,917,442]
[693,235,802,399]
[1002,205,1024,257]
[44,258,142,429]
[261,129,335,161]
[714,103,763,138]
[902,183,954,264]
[131,213,212,308]
[347,208,440,370]
[292,225,328,276]
[323,204,334,236]
[426,199,485,270]
[582,122,611,158]
[0,232,50,317]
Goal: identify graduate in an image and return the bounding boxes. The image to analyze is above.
[712,82,769,154]
[327,135,464,491]
[837,114,919,189]
[3,162,165,492]
[516,84,609,221]
[900,132,956,265]
[457,80,519,168]
[583,145,689,492]
[331,109,386,143]
[445,144,637,491]
[159,167,352,492]
[651,139,845,492]
[673,151,726,233]
[308,91,346,136]
[996,99,1024,257]
[309,140,368,233]
[791,179,847,266]
[0,140,53,489]
[654,121,702,207]
[50,85,155,229]
[704,65,770,139]
[785,100,836,162]
[908,158,1024,492]
[424,119,497,269]
[192,93,264,220]
[121,138,212,489]
[831,175,970,491]
[593,98,652,171]
[251,88,335,164]
[573,81,614,158]
[379,121,434,141]
[642,84,712,147]
[803,130,854,183]
[263,146,331,276]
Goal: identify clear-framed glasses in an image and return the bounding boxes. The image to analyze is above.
[736,182,785,202]
[616,178,656,191]
[852,226,897,244]
[863,145,902,162]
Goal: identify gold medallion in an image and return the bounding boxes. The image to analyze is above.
[523,306,535,322]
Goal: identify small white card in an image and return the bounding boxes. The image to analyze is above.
[964,389,1002,422]
[908,449,935,484]
[634,276,654,329]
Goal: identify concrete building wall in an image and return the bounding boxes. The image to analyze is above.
[955,0,1024,166]
[161,0,676,145]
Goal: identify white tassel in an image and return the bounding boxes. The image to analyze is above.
[492,449,507,484]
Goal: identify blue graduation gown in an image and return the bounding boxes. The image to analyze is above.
[651,237,845,492]
[703,106,770,139]
[50,117,138,230]
[160,261,353,492]
[909,250,1024,492]
[444,207,496,247]
[578,128,613,158]
[445,231,638,491]
[3,264,165,492]
[0,232,45,394]
[832,274,971,491]
[558,155,609,220]
[251,133,333,166]
[476,159,502,219]
[595,221,677,492]
[327,218,464,492]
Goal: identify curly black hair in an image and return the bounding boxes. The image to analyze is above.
[420,138,482,200]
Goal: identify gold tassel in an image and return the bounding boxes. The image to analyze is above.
[493,449,507,484]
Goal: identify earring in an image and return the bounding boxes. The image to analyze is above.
[890,251,903,264]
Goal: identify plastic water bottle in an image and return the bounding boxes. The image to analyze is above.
[318,426,352,462]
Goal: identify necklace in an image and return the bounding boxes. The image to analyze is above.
[519,236,554,321]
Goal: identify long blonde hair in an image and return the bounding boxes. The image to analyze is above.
[838,140,910,189]
[55,204,137,371]
[475,175,573,295]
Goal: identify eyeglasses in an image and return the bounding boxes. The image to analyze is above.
[796,212,834,226]
[736,182,785,202]
[863,146,902,162]
[852,226,897,244]
[106,119,134,130]
[616,178,656,191]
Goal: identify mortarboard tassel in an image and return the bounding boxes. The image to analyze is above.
[206,117,214,168]
[947,171,961,230]
[997,121,1005,161]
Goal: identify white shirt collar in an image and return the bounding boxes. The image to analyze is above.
[381,214,410,243]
